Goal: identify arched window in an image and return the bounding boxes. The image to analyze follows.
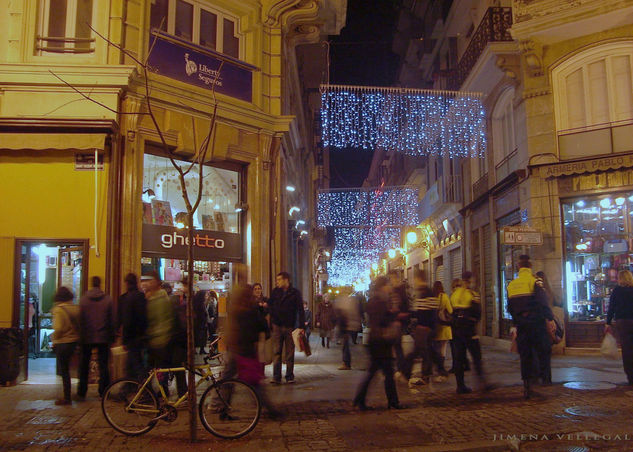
[553,42,633,159]
[491,87,517,181]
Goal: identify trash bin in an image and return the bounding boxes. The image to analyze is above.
[0,328,24,384]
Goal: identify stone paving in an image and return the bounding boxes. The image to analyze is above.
[2,338,633,452]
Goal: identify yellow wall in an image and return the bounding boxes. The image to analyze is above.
[0,149,110,326]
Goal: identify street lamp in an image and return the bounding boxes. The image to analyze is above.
[286,185,296,192]
[288,206,300,216]
[406,231,418,244]
[388,249,396,259]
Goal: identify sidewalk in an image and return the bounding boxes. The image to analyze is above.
[1,336,633,451]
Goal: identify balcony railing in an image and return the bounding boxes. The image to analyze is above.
[443,174,462,204]
[558,119,633,160]
[446,7,513,91]
[472,172,489,200]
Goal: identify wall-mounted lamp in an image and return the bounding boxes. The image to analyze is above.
[300,230,308,237]
[286,185,296,192]
[234,202,249,213]
[295,220,306,228]
[288,206,300,216]
[406,231,418,244]
[142,188,156,198]
[388,249,396,259]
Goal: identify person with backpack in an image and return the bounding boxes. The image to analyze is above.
[432,281,452,382]
[507,255,554,399]
[52,287,80,405]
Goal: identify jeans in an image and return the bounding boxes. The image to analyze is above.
[402,326,442,379]
[125,341,145,382]
[515,315,551,382]
[342,330,352,367]
[354,355,398,407]
[149,344,187,398]
[55,342,77,401]
[453,332,484,389]
[78,343,110,397]
[272,325,295,381]
[617,319,633,385]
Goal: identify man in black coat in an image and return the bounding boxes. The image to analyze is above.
[117,273,147,381]
[268,272,304,384]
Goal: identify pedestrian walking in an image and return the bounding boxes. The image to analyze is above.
[143,272,186,398]
[535,270,559,384]
[51,287,80,405]
[450,271,492,394]
[207,290,219,348]
[335,293,362,370]
[387,270,410,374]
[606,270,633,386]
[432,280,452,381]
[78,276,114,399]
[193,290,209,354]
[316,294,336,348]
[225,283,281,418]
[268,271,305,384]
[353,276,401,410]
[117,273,147,381]
[303,301,313,340]
[507,255,553,399]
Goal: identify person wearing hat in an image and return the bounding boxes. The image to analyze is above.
[52,287,80,405]
[507,255,554,399]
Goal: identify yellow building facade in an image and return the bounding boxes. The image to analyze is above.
[0,0,345,379]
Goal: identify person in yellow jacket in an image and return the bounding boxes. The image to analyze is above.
[432,281,452,381]
[507,255,554,399]
[450,271,492,394]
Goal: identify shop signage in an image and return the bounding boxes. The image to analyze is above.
[75,153,104,170]
[537,153,633,178]
[502,226,543,246]
[142,223,242,261]
[147,32,255,102]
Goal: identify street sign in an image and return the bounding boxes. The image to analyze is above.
[502,226,543,246]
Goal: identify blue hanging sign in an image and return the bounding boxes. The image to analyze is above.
[147,32,255,102]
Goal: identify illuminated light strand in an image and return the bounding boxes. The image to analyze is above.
[320,85,486,158]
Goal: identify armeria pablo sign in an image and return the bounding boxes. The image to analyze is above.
[147,31,255,102]
[142,223,242,261]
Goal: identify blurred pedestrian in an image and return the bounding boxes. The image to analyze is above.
[353,276,401,410]
[52,287,80,405]
[117,273,147,381]
[451,271,492,394]
[447,278,467,373]
[303,301,313,340]
[193,290,209,354]
[78,276,114,399]
[268,271,304,384]
[143,273,186,398]
[432,281,452,381]
[316,294,336,348]
[388,270,410,374]
[207,290,219,349]
[225,283,281,418]
[507,255,553,399]
[335,293,362,370]
[606,270,633,386]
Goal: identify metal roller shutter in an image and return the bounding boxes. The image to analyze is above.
[450,247,462,285]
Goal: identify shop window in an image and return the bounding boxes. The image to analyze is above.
[150,0,242,59]
[563,194,633,322]
[142,153,240,233]
[37,0,95,54]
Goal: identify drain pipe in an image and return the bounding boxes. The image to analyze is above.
[94,148,100,258]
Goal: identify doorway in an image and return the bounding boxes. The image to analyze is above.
[13,239,89,382]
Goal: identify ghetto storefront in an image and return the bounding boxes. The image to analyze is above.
[534,152,633,347]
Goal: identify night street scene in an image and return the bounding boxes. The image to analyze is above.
[1,0,633,451]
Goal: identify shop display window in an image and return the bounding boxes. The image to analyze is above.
[141,256,232,294]
[142,153,240,233]
[564,195,633,322]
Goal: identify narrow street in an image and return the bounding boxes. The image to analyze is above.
[2,338,633,452]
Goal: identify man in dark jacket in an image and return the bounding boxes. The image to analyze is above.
[117,273,147,381]
[268,272,304,384]
[78,276,114,398]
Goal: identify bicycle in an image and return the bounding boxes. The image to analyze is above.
[101,338,260,439]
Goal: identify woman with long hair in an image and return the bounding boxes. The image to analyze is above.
[432,281,452,381]
[51,287,80,405]
[606,270,633,386]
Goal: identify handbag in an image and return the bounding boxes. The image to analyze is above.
[547,318,564,344]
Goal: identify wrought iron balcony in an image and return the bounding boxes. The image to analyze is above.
[472,172,489,200]
[446,7,513,91]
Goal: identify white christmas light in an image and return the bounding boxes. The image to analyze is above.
[320,84,486,158]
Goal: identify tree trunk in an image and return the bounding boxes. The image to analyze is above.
[186,215,197,441]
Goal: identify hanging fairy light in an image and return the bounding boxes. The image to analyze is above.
[320,84,486,158]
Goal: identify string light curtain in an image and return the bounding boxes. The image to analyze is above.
[317,186,420,287]
[320,84,486,157]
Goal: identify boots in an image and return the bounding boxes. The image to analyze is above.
[326,338,330,348]
[322,337,325,347]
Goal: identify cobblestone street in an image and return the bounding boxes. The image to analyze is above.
[2,339,633,452]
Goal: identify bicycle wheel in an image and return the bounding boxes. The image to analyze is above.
[199,379,261,439]
[102,379,160,436]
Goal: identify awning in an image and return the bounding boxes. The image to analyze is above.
[0,133,105,151]
[530,152,633,178]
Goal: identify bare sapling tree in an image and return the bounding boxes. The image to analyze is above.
[50,23,224,442]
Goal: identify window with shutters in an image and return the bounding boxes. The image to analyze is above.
[37,0,96,54]
[491,88,518,181]
[553,43,633,160]
[150,0,242,59]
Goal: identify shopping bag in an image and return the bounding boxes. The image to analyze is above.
[300,331,312,357]
[292,328,303,351]
[601,332,619,360]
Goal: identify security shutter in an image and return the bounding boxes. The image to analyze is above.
[483,224,493,337]
[450,247,462,285]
